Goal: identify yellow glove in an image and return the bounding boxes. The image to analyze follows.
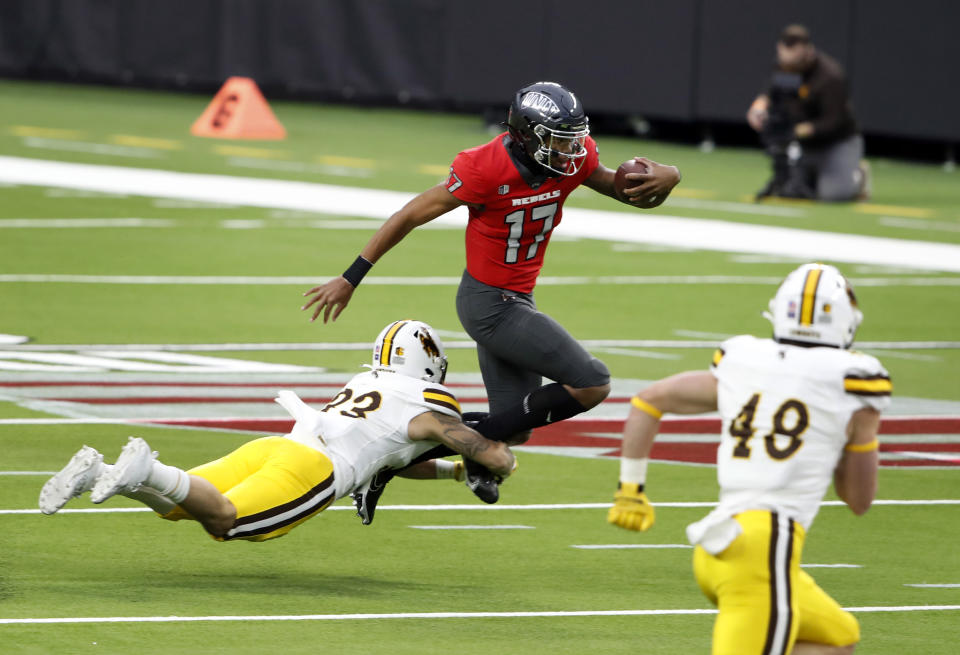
[607,482,656,531]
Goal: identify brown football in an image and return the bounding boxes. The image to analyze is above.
[614,159,650,201]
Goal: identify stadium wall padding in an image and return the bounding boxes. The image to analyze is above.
[0,0,957,141]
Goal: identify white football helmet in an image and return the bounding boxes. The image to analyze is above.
[764,263,863,349]
[371,319,448,383]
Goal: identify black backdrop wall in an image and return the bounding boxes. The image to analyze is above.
[1,0,958,144]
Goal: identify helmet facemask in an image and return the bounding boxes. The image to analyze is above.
[531,123,589,176]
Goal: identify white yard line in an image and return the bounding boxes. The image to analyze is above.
[409,525,535,530]
[572,544,691,549]
[2,156,960,272]
[0,218,175,228]
[2,605,958,625]
[2,500,958,515]
[0,350,317,373]
[21,137,160,159]
[0,273,958,286]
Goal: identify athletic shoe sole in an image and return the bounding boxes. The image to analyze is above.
[38,446,103,515]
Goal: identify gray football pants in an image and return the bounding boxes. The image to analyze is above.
[455,270,610,415]
[805,134,864,201]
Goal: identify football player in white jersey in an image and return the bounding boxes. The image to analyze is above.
[608,263,891,655]
[39,320,515,542]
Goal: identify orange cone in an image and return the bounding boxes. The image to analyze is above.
[190,77,286,140]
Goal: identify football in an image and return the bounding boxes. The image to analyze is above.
[614,158,650,201]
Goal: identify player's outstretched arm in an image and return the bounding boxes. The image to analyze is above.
[408,411,515,479]
[834,407,880,515]
[584,157,681,208]
[609,370,718,532]
[622,371,719,459]
[301,184,465,323]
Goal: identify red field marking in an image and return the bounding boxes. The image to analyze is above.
[51,395,500,405]
[142,415,960,468]
[37,389,958,437]
[0,381,486,389]
[524,417,960,436]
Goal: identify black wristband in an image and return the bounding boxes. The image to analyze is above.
[342,255,373,288]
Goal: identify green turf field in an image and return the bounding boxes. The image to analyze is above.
[1,80,958,653]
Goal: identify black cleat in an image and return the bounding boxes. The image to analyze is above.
[463,457,499,504]
[352,467,395,525]
[461,411,490,430]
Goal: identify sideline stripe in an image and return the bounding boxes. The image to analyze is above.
[3,499,959,515]
[664,197,805,218]
[2,156,960,273]
[2,605,958,625]
[2,339,958,351]
[410,525,534,530]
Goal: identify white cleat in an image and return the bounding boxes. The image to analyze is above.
[39,445,104,515]
[90,437,156,504]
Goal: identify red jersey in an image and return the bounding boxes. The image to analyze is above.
[445,132,600,293]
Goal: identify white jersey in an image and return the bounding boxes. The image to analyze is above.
[275,370,462,500]
[687,335,891,552]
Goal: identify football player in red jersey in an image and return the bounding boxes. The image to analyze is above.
[303,81,681,502]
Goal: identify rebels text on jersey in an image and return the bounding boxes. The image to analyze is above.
[446,132,600,293]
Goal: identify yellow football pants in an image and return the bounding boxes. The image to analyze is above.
[693,509,860,655]
[162,436,336,542]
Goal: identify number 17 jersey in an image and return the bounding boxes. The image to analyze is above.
[446,132,600,294]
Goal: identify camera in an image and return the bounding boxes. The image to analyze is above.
[757,72,815,199]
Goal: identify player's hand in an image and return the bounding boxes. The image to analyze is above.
[301,277,355,323]
[747,106,768,131]
[621,158,681,208]
[496,456,519,482]
[607,482,656,531]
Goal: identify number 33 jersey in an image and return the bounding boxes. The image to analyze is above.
[277,370,462,500]
[709,335,891,531]
[446,132,600,294]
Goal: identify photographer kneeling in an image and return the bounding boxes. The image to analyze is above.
[747,24,869,202]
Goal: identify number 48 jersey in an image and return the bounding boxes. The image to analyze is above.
[447,132,600,294]
[708,335,891,531]
[278,370,462,500]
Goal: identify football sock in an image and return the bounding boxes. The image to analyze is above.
[144,461,191,504]
[473,383,586,442]
[123,487,178,515]
[434,459,458,479]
